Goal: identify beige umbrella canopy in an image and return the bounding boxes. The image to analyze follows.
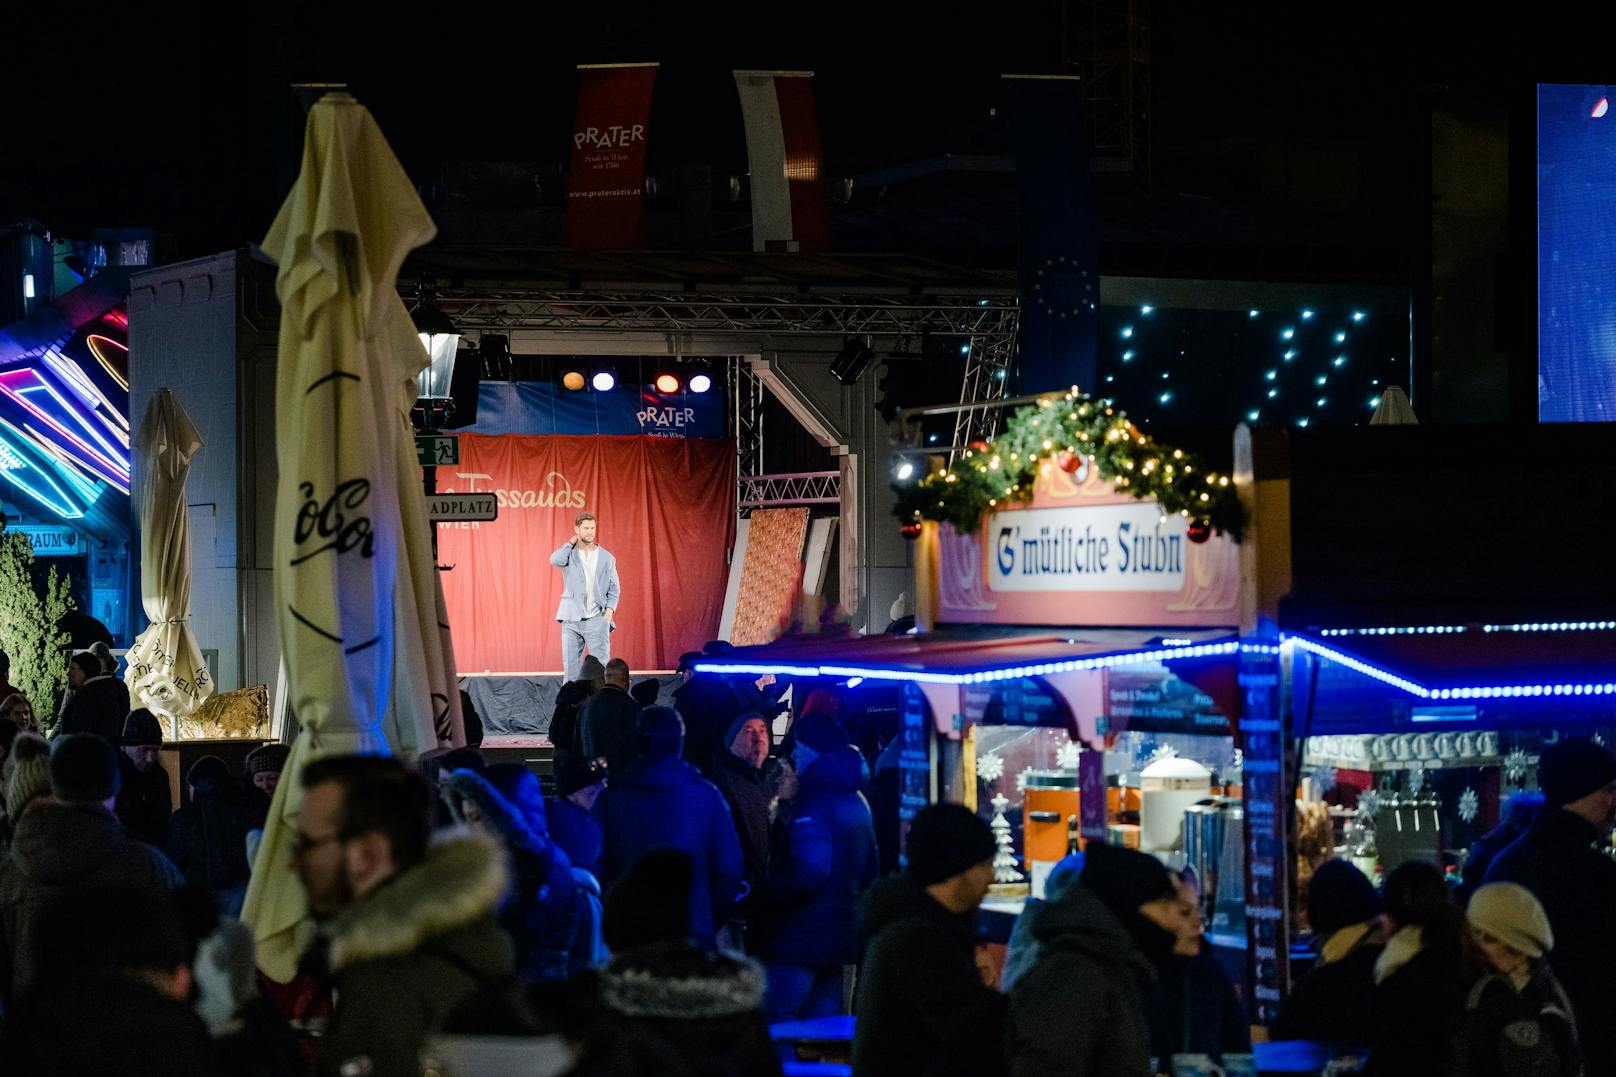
[1370,386,1419,425]
[124,389,213,734]
[242,92,464,980]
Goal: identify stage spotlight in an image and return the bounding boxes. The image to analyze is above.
[689,373,712,393]
[562,370,586,391]
[655,373,681,394]
[592,371,616,392]
[830,336,877,385]
[895,460,915,482]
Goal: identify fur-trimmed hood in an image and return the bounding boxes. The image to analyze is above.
[328,833,507,972]
[445,769,546,854]
[599,942,767,1020]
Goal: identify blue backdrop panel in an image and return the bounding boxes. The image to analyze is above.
[463,381,725,438]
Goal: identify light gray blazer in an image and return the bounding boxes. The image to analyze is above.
[550,543,621,622]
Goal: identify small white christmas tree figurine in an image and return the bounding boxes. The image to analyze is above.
[990,793,1023,884]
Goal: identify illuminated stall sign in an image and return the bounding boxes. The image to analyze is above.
[1105,664,1231,736]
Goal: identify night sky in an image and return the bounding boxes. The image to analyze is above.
[0,0,1469,259]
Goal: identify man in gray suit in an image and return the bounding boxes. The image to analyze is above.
[550,511,621,682]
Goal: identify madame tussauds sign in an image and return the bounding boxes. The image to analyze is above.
[989,503,1186,592]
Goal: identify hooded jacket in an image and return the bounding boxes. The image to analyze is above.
[600,755,745,946]
[759,743,878,968]
[0,801,183,999]
[711,748,773,913]
[1004,884,1157,1077]
[1487,807,1616,1077]
[852,875,1006,1077]
[315,835,515,1077]
[446,769,580,983]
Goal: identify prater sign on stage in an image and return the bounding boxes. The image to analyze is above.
[428,493,498,523]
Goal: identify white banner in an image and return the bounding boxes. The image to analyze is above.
[987,503,1188,592]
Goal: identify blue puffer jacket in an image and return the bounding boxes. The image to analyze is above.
[759,744,879,968]
[446,768,580,983]
[600,754,746,947]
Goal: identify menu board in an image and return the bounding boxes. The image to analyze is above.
[1239,643,1291,1025]
[961,678,1069,729]
[896,683,935,866]
[1106,664,1232,736]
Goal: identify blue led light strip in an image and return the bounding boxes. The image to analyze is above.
[1286,635,1616,701]
[695,641,1242,686]
[1320,622,1616,637]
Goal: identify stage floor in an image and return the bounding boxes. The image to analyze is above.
[461,671,678,737]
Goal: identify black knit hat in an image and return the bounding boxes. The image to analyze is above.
[723,711,769,752]
[556,755,609,798]
[1080,842,1176,919]
[904,803,997,886]
[636,706,684,757]
[120,709,163,747]
[49,734,121,803]
[1537,737,1616,807]
[1307,858,1381,938]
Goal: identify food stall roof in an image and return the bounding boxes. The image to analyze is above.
[694,629,1238,684]
[1288,623,1616,700]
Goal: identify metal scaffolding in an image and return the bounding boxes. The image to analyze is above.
[738,471,841,516]
[1065,0,1153,184]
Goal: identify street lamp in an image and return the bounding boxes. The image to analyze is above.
[411,278,460,432]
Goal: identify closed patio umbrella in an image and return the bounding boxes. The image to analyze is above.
[242,91,464,980]
[124,388,213,733]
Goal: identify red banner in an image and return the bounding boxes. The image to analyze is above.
[566,63,658,249]
[438,435,735,672]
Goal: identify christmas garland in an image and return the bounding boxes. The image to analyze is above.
[892,389,1245,541]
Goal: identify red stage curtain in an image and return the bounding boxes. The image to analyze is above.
[438,434,735,672]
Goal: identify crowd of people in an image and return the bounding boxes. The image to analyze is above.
[0,639,1608,1077]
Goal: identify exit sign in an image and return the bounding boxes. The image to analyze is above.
[416,434,459,467]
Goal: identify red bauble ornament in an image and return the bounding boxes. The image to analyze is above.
[1056,450,1084,474]
[900,521,923,540]
[968,440,990,453]
[1187,520,1212,544]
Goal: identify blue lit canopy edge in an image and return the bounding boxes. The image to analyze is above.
[693,629,1240,685]
[1286,630,1616,735]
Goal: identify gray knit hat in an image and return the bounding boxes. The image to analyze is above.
[4,733,52,820]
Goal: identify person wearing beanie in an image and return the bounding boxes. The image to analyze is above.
[245,741,292,798]
[548,756,608,876]
[0,732,51,857]
[165,756,255,916]
[1454,882,1580,1077]
[0,734,181,999]
[115,708,171,847]
[758,730,877,1023]
[852,803,1003,1077]
[1488,736,1616,1077]
[1004,841,1189,1077]
[598,707,744,947]
[1273,858,1386,1043]
[579,658,640,779]
[55,650,128,743]
[709,712,773,936]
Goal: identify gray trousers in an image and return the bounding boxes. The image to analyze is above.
[560,616,611,681]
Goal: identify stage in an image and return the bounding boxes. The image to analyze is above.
[461,671,679,737]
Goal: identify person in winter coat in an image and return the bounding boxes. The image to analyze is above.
[1150,872,1251,1065]
[549,755,608,877]
[1005,842,1189,1077]
[672,653,742,775]
[550,656,606,779]
[1452,882,1581,1077]
[1273,857,1385,1043]
[0,732,51,858]
[0,884,217,1077]
[0,734,182,1001]
[852,803,1004,1077]
[116,709,172,847]
[446,764,581,983]
[599,707,746,947]
[1486,737,1616,1077]
[294,755,514,1077]
[711,711,773,928]
[55,650,128,742]
[165,755,254,916]
[759,740,878,1021]
[581,659,641,779]
[1001,853,1084,992]
[1460,792,1546,902]
[1363,860,1481,1077]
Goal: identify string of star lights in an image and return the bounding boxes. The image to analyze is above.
[892,388,1244,541]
